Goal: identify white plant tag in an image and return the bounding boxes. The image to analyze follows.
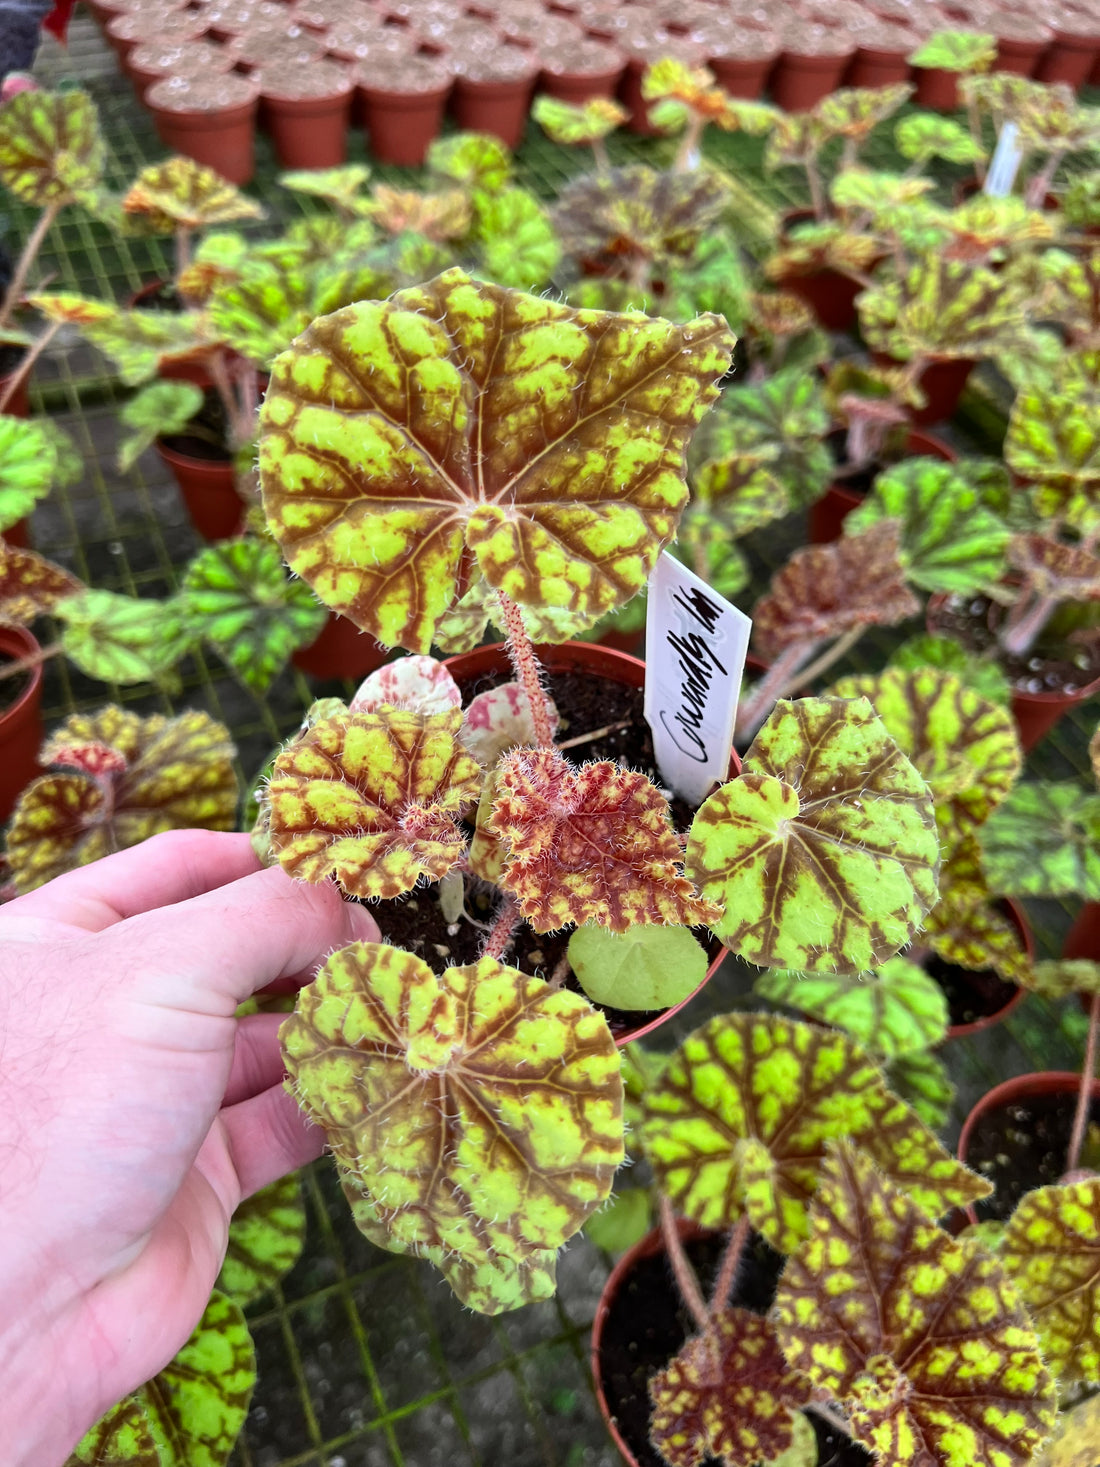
[983,122,1024,198]
[644,551,751,806]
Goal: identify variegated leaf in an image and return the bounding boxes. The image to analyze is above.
[258,268,734,652]
[30,294,211,386]
[123,157,264,230]
[65,1398,162,1467]
[686,696,940,975]
[216,1174,306,1307]
[0,541,82,622]
[56,588,194,685]
[282,943,623,1309]
[267,706,483,900]
[981,783,1100,901]
[349,654,461,715]
[489,747,719,933]
[0,88,105,207]
[531,94,628,147]
[774,1146,1056,1467]
[459,681,558,768]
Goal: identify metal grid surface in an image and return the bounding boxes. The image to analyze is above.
[10,20,1099,1466]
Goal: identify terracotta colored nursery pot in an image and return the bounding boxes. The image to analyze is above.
[769,35,854,112]
[942,897,1032,1041]
[808,428,955,544]
[958,1071,1100,1178]
[1035,14,1099,88]
[450,65,538,149]
[260,65,355,169]
[1064,901,1100,964]
[441,639,737,1048]
[292,612,391,682]
[878,354,977,427]
[0,622,44,826]
[772,208,877,333]
[912,64,963,110]
[0,362,30,417]
[145,75,260,186]
[130,280,216,389]
[157,440,245,542]
[706,47,777,98]
[540,42,626,103]
[2,518,31,548]
[357,71,453,166]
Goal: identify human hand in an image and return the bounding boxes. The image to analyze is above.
[0,829,379,1467]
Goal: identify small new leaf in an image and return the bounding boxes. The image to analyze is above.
[123,157,264,231]
[267,706,483,899]
[118,381,203,472]
[531,94,628,147]
[350,654,461,715]
[567,924,709,1012]
[488,747,720,933]
[774,1146,1056,1467]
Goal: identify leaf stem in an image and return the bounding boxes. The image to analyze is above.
[776,624,866,698]
[735,643,814,742]
[659,1194,710,1335]
[708,1215,749,1316]
[496,591,555,748]
[0,319,61,414]
[481,893,521,962]
[592,136,610,175]
[999,590,1058,659]
[0,199,62,332]
[1067,989,1100,1176]
[0,638,62,682]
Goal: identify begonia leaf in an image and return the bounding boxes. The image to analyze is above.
[349,654,461,715]
[0,541,81,622]
[1017,89,1100,157]
[981,783,1100,901]
[1034,1394,1100,1467]
[1006,354,1100,500]
[816,84,913,142]
[42,738,128,780]
[0,88,105,207]
[567,923,709,1012]
[207,257,316,369]
[895,113,985,167]
[489,746,719,934]
[692,448,790,535]
[829,170,932,216]
[468,765,506,884]
[267,705,483,899]
[257,268,734,653]
[30,293,210,385]
[764,112,828,176]
[176,230,249,304]
[828,666,1020,845]
[137,1290,255,1467]
[885,1049,955,1132]
[1025,959,1100,998]
[844,457,1010,597]
[943,196,1055,260]
[752,522,919,660]
[65,1397,163,1467]
[755,957,949,1060]
[1009,535,1100,602]
[922,857,1033,987]
[552,166,731,270]
[648,1307,811,1467]
[118,381,203,472]
[640,1014,987,1252]
[584,1186,651,1254]
[687,695,939,974]
[439,1247,558,1315]
[857,258,1038,364]
[216,1174,306,1307]
[908,30,997,72]
[122,157,264,231]
[278,164,373,217]
[55,588,193,685]
[368,184,468,241]
[0,414,79,531]
[281,942,623,1310]
[890,634,1010,706]
[531,94,628,147]
[180,539,326,693]
[765,221,883,282]
[694,368,831,510]
[774,1146,1056,1467]
[427,132,513,195]
[459,680,557,768]
[473,186,561,290]
[7,707,236,892]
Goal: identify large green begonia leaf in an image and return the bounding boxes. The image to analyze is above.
[257,268,734,653]
[472,186,561,289]
[216,1174,306,1307]
[0,88,105,208]
[6,706,237,893]
[828,666,1020,846]
[774,1145,1055,1467]
[885,1048,955,1132]
[281,942,623,1311]
[118,381,203,473]
[980,783,1100,900]
[55,588,194,685]
[138,1290,255,1467]
[755,956,949,1060]
[207,257,317,369]
[66,1399,163,1466]
[857,258,1042,364]
[694,366,831,510]
[889,634,1010,706]
[844,457,1011,597]
[639,1014,988,1253]
[687,695,939,974]
[0,414,80,531]
[180,538,326,693]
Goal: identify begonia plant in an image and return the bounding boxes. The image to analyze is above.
[253,269,943,1314]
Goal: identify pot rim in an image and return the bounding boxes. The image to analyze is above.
[0,623,43,729]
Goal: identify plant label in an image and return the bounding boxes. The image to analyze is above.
[983,122,1024,199]
[644,551,750,805]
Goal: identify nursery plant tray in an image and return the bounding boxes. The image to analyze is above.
[13,19,1100,1467]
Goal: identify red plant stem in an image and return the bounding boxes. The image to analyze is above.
[592,136,610,174]
[735,643,813,741]
[1000,590,1058,659]
[481,893,521,962]
[776,624,866,698]
[708,1215,749,1317]
[0,199,62,331]
[175,224,192,280]
[0,319,61,413]
[675,113,705,172]
[805,160,826,222]
[496,591,555,748]
[658,1194,710,1336]
[1026,150,1064,210]
[0,639,61,682]
[1067,990,1100,1175]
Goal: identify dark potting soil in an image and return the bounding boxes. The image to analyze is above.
[930,593,1100,697]
[369,669,721,1041]
[159,386,233,463]
[596,1231,873,1467]
[924,954,1018,1030]
[964,1091,1100,1221]
[0,342,24,378]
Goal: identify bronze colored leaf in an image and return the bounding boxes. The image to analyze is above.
[0,541,82,623]
[122,157,264,231]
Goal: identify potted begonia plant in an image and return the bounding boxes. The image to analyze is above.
[251,267,944,1316]
[908,28,997,112]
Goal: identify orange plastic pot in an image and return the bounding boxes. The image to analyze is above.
[358,79,452,166]
[540,56,626,103]
[450,71,537,149]
[808,428,955,544]
[441,639,736,1047]
[1035,21,1099,88]
[844,40,912,88]
[157,441,244,542]
[262,87,353,168]
[146,87,259,185]
[769,47,852,111]
[995,34,1051,76]
[913,65,961,110]
[706,49,777,99]
[771,208,881,332]
[0,623,44,825]
[958,1072,1100,1174]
